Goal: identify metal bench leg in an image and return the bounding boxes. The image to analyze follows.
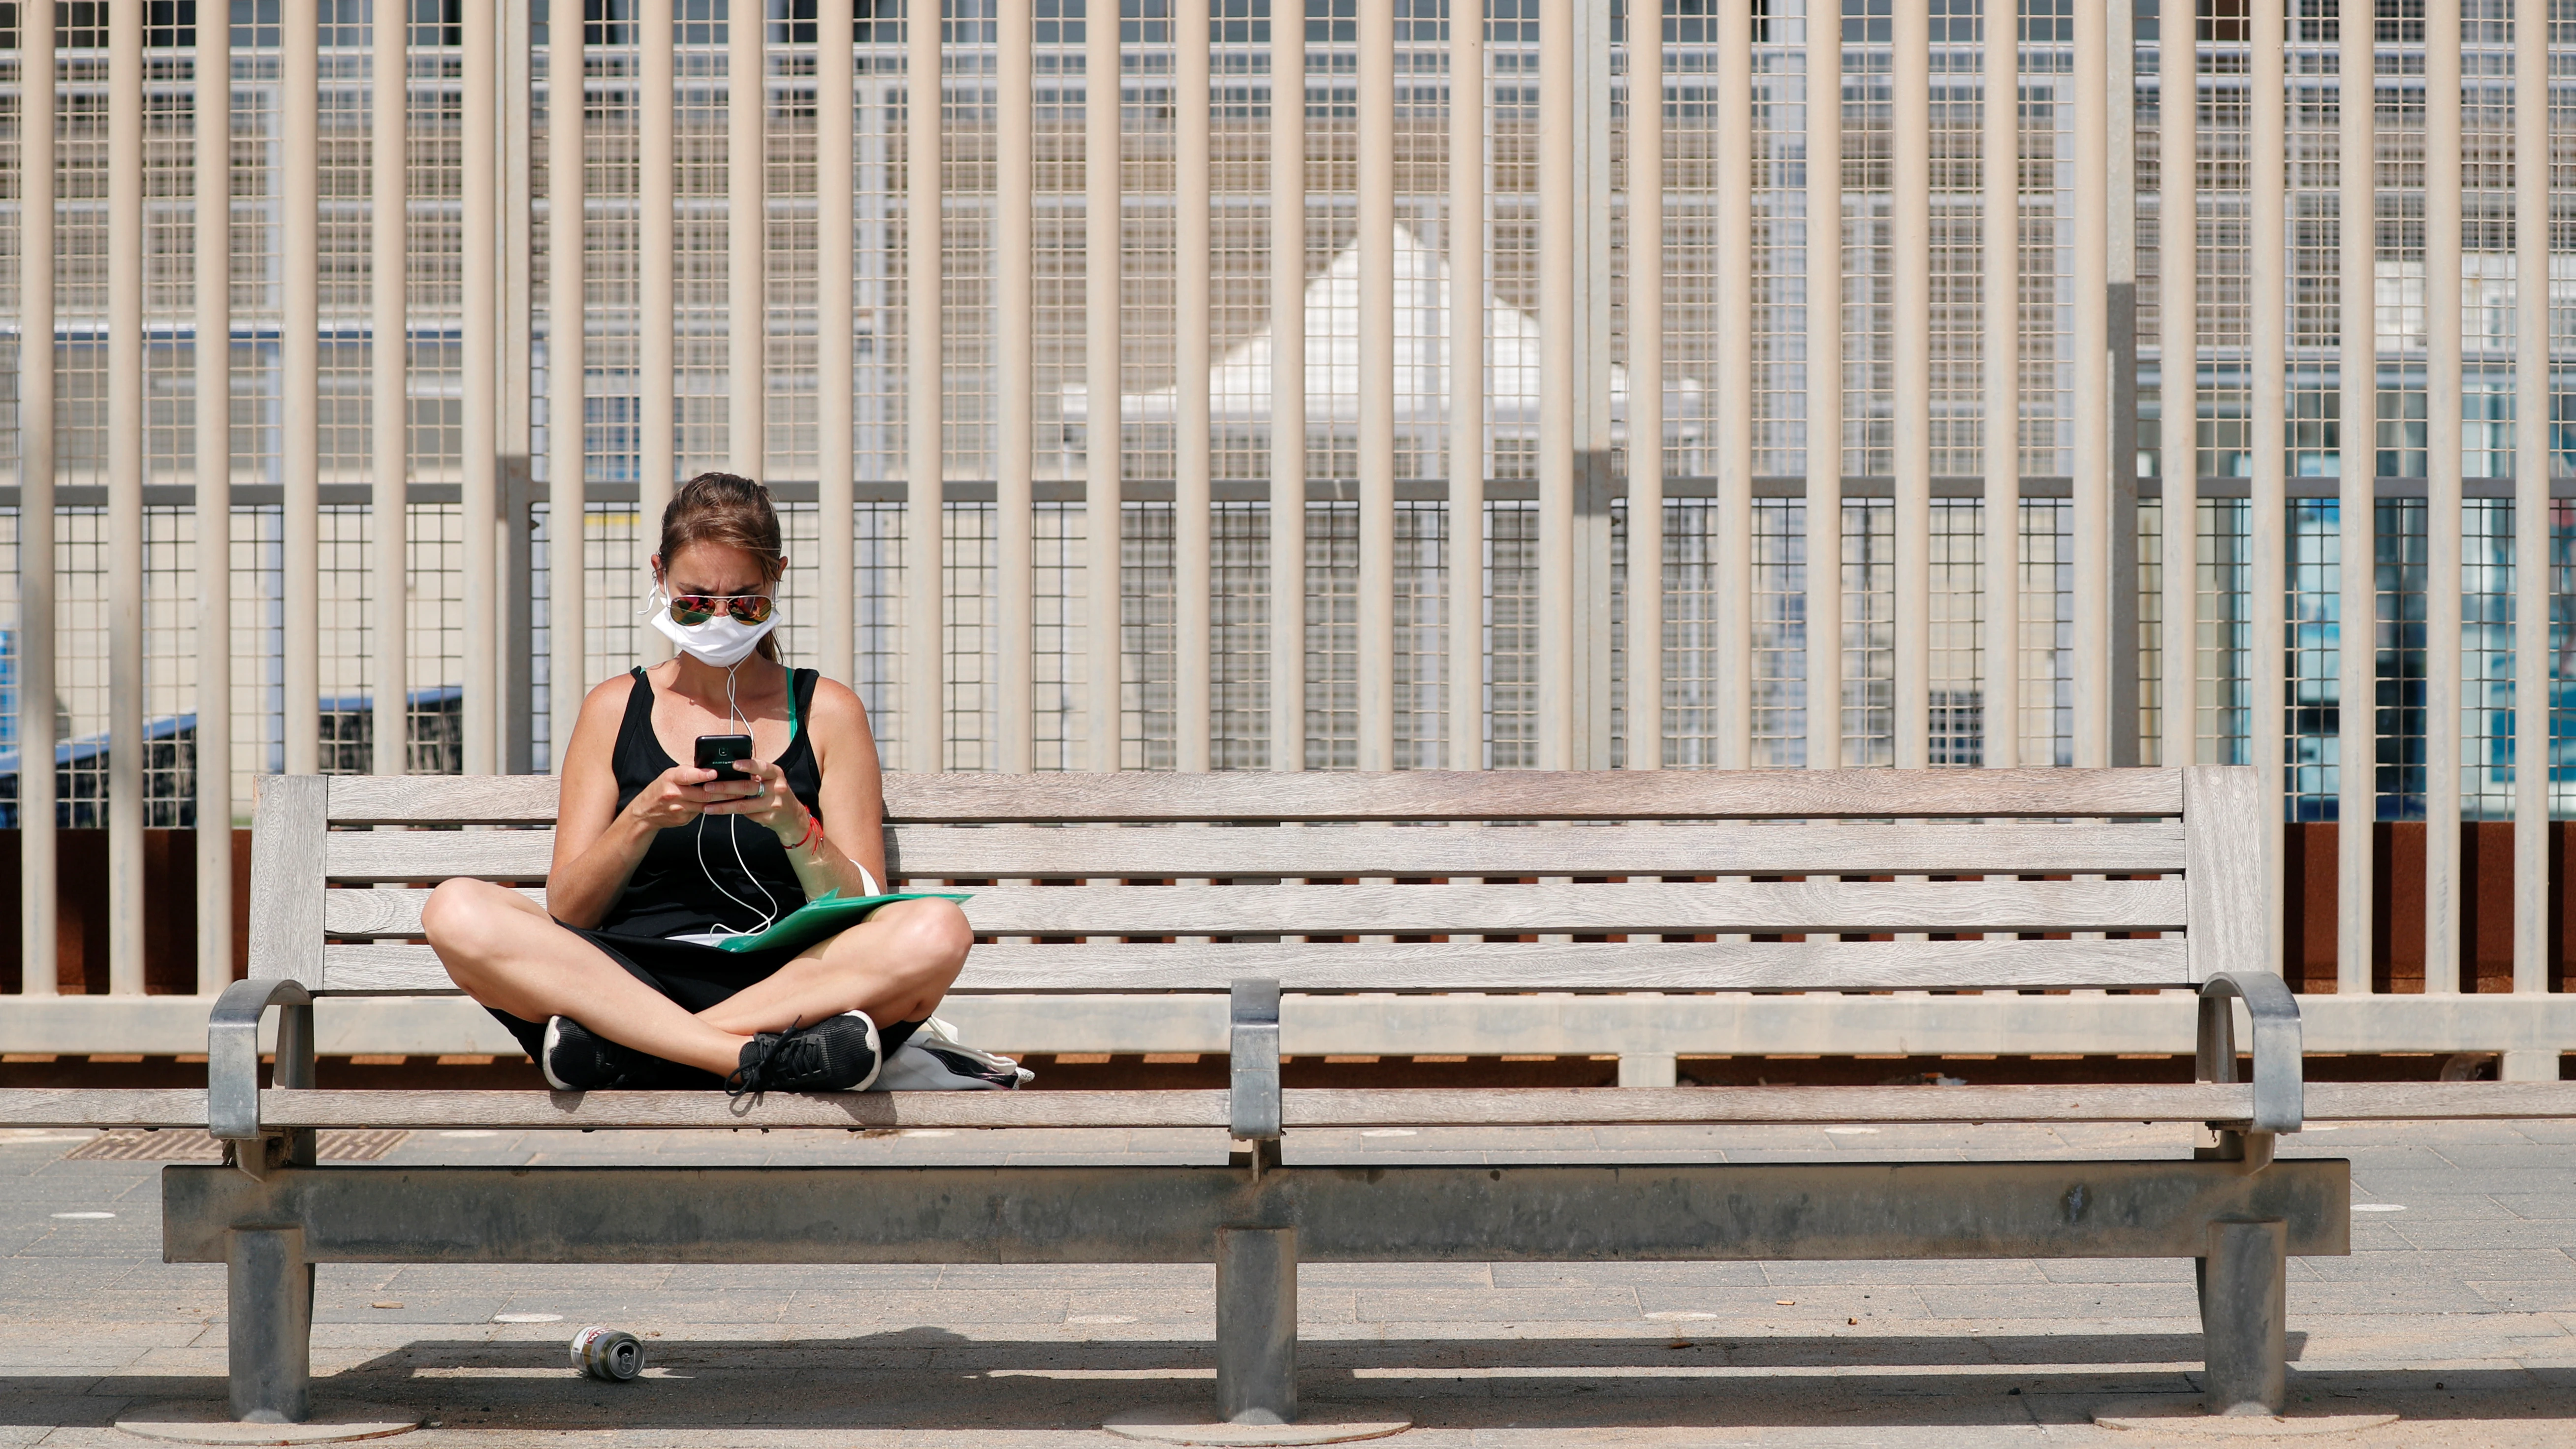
[2200,1218,2287,1417]
[226,1225,314,1424]
[1215,1224,1297,1425]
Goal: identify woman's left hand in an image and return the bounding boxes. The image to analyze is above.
[701,757,809,841]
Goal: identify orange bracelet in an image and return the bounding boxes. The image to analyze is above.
[791,812,825,854]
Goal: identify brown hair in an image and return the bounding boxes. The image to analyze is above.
[657,472,786,662]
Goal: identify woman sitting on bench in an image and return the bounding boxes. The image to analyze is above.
[424,472,974,1094]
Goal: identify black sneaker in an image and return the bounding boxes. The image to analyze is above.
[726,1010,883,1096]
[541,1015,644,1091]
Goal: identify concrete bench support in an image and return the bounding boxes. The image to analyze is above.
[2199,1218,2289,1416]
[1215,1224,1297,1425]
[226,1225,314,1425]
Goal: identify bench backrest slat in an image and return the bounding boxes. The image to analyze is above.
[322,821,2188,884]
[319,935,2189,995]
[2183,764,2265,982]
[250,774,332,989]
[322,766,2187,824]
[320,878,2188,940]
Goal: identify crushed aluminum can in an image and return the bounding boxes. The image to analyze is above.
[569,1325,645,1382]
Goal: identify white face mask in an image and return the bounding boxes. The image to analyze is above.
[647,586,783,669]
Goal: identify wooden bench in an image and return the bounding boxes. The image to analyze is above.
[12,765,2395,1430]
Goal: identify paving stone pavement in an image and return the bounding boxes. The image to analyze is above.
[3,1118,2575,1447]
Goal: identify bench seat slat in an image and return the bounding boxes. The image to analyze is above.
[322,768,2185,826]
[321,821,2189,883]
[321,878,2188,939]
[244,1083,2255,1129]
[22,1082,2576,1133]
[319,937,2191,995]
[0,1089,211,1128]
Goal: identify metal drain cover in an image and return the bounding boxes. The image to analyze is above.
[66,1129,410,1162]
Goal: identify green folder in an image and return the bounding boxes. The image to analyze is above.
[711,888,973,954]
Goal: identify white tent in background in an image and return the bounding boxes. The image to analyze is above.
[1059,224,1703,470]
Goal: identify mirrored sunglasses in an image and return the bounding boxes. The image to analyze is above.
[667,593,776,627]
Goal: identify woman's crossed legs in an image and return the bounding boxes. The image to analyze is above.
[422,879,972,1078]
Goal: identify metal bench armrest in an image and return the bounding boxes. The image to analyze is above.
[1229,977,1282,1143]
[209,977,316,1143]
[2196,972,2303,1135]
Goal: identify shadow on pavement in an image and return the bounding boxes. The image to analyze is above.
[64,1327,2576,1439]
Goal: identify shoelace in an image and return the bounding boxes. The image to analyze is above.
[724,1016,809,1098]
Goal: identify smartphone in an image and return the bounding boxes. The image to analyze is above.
[694,733,756,782]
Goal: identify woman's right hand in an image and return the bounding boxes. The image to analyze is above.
[620,764,765,832]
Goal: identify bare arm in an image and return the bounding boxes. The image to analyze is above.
[714,676,888,898]
[546,673,763,927]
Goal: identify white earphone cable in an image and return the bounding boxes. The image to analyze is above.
[694,658,784,937]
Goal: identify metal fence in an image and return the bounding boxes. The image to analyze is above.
[4,0,2575,1069]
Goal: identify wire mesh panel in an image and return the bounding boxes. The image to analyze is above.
[1031,496,1085,769]
[2288,496,2339,819]
[1927,498,1979,764]
[1842,495,1894,764]
[1123,499,1176,770]
[2459,497,2510,818]
[2138,495,2163,759]
[2377,496,2430,819]
[2196,495,2250,766]
[1210,499,1270,767]
[855,497,906,753]
[1484,497,1536,767]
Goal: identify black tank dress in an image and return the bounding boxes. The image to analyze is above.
[601,663,827,940]
[483,664,844,1073]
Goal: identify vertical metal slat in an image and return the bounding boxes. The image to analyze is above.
[2249,0,2288,959]
[462,0,501,769]
[996,0,1034,772]
[907,0,943,769]
[1804,2,1842,773]
[2160,0,2196,778]
[547,0,586,739]
[1626,0,1665,772]
[730,0,765,478]
[1537,0,1574,770]
[283,0,319,776]
[195,0,234,990]
[373,0,410,780]
[1709,0,1748,770]
[2425,0,2465,992]
[2069,0,2110,768]
[1890,0,1929,772]
[638,0,675,662]
[1358,0,1395,772]
[1446,0,1483,770]
[2513,0,2551,1008]
[107,0,144,993]
[1176,0,1213,772]
[19,0,53,991]
[1981,0,2018,771]
[2336,0,2375,995]
[1269,9,1304,775]
[1085,0,1122,770]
